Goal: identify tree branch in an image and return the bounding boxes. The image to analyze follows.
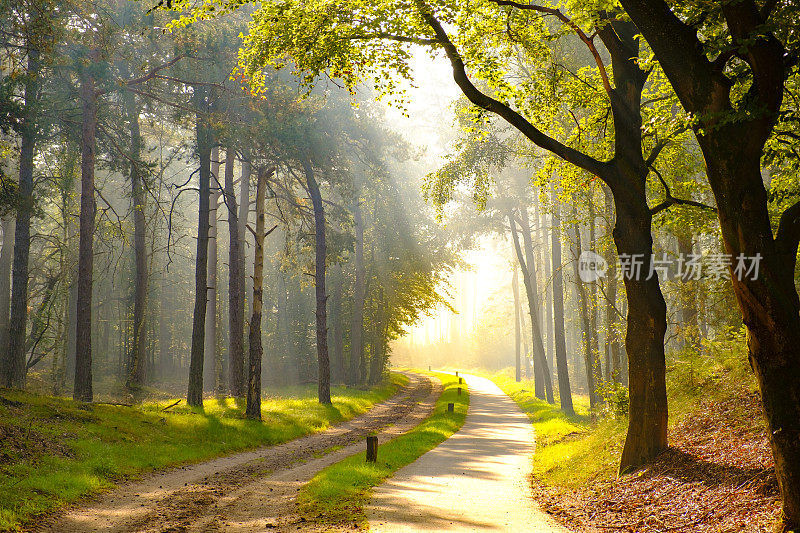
[648,165,717,215]
[487,0,613,96]
[414,0,609,181]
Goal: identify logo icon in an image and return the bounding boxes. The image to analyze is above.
[578,251,607,283]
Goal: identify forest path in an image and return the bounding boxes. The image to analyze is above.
[35,372,439,533]
[367,373,570,532]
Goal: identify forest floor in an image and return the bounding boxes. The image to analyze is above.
[0,374,406,531]
[29,372,438,533]
[489,334,781,532]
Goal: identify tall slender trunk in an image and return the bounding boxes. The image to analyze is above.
[204,147,219,392]
[349,192,366,386]
[303,160,331,404]
[329,266,345,383]
[0,218,15,357]
[520,208,555,402]
[588,200,601,382]
[224,147,245,396]
[73,52,99,402]
[238,158,250,370]
[246,167,269,419]
[3,51,39,389]
[512,262,521,382]
[550,192,573,413]
[187,87,212,407]
[126,91,148,388]
[676,234,699,350]
[509,210,554,403]
[603,187,622,382]
[569,215,598,407]
[540,205,554,370]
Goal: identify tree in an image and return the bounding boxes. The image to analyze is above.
[614,0,800,524]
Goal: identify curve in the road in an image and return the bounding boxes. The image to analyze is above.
[367,373,570,532]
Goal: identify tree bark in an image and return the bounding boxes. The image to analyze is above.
[187,87,212,408]
[509,211,554,403]
[303,160,331,404]
[3,50,39,389]
[224,147,245,396]
[349,192,366,386]
[329,266,346,383]
[125,91,148,389]
[73,51,100,402]
[0,218,15,366]
[246,167,269,419]
[204,147,219,392]
[550,192,573,414]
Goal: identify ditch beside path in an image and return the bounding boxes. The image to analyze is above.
[367,373,570,532]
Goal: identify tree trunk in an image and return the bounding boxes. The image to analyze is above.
[0,217,15,360]
[204,147,219,392]
[512,262,521,383]
[569,216,599,407]
[125,91,148,389]
[588,200,601,382]
[550,192,573,414]
[73,52,99,402]
[187,87,212,407]
[246,167,269,419]
[676,234,699,350]
[603,187,622,382]
[224,147,245,396]
[329,266,345,383]
[611,188,668,473]
[238,158,250,373]
[349,192,366,386]
[303,160,331,404]
[3,50,39,389]
[509,211,554,403]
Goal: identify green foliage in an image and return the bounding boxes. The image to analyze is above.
[596,380,629,418]
[296,372,468,526]
[0,375,405,530]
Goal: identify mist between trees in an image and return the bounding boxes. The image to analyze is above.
[0,1,457,408]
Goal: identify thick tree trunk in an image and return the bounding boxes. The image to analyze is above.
[303,160,331,404]
[224,147,245,396]
[512,262,521,383]
[246,167,269,419]
[187,87,212,407]
[204,147,219,392]
[73,53,99,402]
[612,189,668,473]
[550,194,573,414]
[349,193,366,386]
[509,211,554,403]
[125,92,148,388]
[3,51,39,389]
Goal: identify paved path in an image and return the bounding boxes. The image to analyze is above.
[367,373,569,532]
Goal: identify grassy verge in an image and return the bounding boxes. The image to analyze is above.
[296,371,468,528]
[0,374,407,531]
[486,332,757,488]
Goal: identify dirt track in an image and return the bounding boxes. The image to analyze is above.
[35,372,439,533]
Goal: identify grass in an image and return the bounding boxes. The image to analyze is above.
[485,331,757,488]
[296,371,469,528]
[0,374,407,531]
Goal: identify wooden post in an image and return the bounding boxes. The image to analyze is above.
[455,371,458,376]
[458,387,461,395]
[447,402,454,412]
[366,435,378,462]
[459,377,463,384]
